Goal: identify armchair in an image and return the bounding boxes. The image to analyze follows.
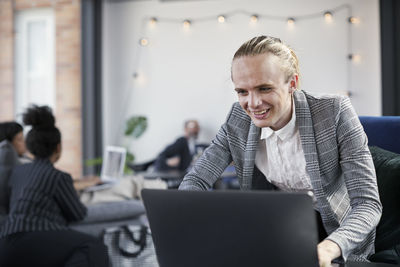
[359,116,400,265]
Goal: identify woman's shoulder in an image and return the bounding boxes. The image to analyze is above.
[0,140,19,166]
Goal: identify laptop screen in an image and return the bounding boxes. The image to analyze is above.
[100,146,126,182]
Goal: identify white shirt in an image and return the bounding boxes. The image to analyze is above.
[255,102,313,193]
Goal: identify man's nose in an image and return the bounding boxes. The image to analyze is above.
[248,92,261,109]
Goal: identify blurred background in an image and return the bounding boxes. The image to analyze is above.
[0,0,398,178]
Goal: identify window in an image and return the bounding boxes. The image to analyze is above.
[14,8,55,117]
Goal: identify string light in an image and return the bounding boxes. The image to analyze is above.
[183,19,191,29]
[140,7,359,31]
[149,17,158,26]
[324,11,333,23]
[139,38,149,46]
[250,14,258,23]
[132,71,147,86]
[348,53,361,63]
[287,17,295,26]
[218,15,226,23]
[348,16,360,24]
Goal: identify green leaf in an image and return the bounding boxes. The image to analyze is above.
[126,151,135,164]
[85,157,103,167]
[125,116,148,138]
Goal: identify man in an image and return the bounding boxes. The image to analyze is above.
[179,36,382,266]
[154,120,203,172]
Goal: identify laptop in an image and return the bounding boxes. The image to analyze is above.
[141,189,319,267]
[85,146,127,192]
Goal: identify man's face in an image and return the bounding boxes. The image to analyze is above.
[185,121,199,139]
[231,53,295,130]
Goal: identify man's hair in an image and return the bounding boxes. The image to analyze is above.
[184,120,198,129]
[232,35,300,83]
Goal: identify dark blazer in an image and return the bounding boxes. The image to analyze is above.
[155,137,193,171]
[0,141,20,214]
[0,159,87,238]
[179,90,382,261]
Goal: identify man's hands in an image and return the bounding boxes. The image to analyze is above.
[166,156,180,167]
[317,239,341,267]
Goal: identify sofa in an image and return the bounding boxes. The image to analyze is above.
[359,116,400,265]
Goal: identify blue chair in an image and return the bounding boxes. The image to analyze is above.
[359,116,400,154]
[359,116,400,265]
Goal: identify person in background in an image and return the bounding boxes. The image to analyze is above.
[0,122,29,214]
[0,121,28,162]
[0,105,109,266]
[154,119,205,172]
[0,121,98,192]
[179,36,382,266]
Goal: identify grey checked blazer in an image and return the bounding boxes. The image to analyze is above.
[179,90,382,261]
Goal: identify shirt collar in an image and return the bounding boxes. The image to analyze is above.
[260,100,297,141]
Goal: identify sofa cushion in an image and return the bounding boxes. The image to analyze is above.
[72,200,146,225]
[369,146,400,252]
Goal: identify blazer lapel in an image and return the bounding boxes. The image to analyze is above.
[294,91,328,211]
[242,121,260,190]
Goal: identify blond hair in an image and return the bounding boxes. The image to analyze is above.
[233,36,299,83]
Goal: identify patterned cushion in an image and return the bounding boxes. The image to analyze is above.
[369,146,400,252]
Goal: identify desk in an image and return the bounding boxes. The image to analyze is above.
[143,165,239,189]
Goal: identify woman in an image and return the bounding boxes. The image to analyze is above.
[0,122,27,214]
[0,105,109,266]
[0,121,27,160]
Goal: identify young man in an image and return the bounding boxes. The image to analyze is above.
[179,36,382,266]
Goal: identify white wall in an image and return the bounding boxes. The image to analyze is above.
[102,0,381,163]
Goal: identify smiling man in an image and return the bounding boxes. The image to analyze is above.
[179,36,382,266]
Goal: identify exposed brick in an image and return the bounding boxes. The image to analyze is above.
[1,0,83,177]
[54,0,82,177]
[0,0,14,120]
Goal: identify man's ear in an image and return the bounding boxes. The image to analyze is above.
[289,74,299,92]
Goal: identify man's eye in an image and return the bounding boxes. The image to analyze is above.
[236,90,247,95]
[259,87,272,92]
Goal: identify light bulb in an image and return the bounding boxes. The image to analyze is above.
[183,20,191,29]
[287,17,295,26]
[139,38,149,46]
[149,17,158,26]
[348,16,360,24]
[324,11,333,23]
[250,15,258,23]
[218,15,226,23]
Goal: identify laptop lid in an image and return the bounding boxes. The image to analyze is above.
[100,145,126,182]
[142,189,319,267]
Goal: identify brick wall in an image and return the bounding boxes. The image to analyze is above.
[0,0,14,121]
[0,0,83,178]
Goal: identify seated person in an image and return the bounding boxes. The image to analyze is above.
[0,122,28,214]
[0,121,28,163]
[0,105,109,266]
[154,120,205,172]
[0,121,98,192]
[179,36,382,266]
